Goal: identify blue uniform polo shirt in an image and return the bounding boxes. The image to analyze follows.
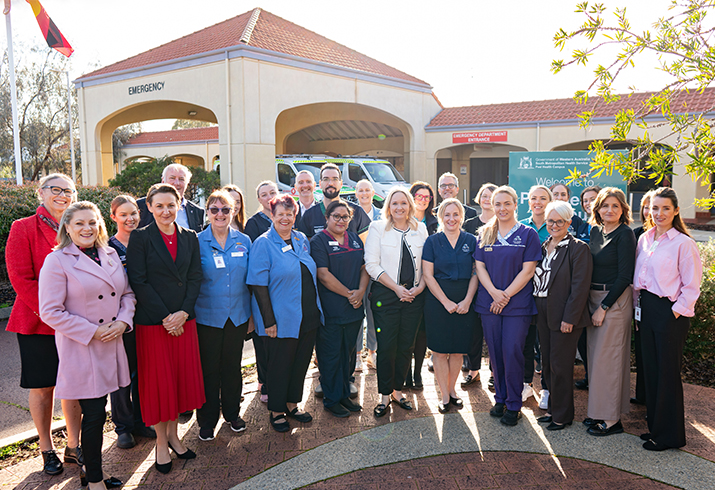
[247,226,324,339]
[310,230,365,324]
[473,223,541,316]
[194,226,252,328]
[520,216,550,244]
[297,201,371,239]
[422,231,476,281]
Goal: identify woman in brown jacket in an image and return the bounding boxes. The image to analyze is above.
[533,201,593,430]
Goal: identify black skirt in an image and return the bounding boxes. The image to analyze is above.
[17,333,59,389]
[425,278,476,354]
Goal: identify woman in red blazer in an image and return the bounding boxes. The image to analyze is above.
[5,173,82,475]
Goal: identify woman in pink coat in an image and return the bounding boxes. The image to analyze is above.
[39,201,136,490]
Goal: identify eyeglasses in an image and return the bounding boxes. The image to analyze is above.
[546,219,566,227]
[321,177,341,184]
[208,207,231,216]
[439,183,457,190]
[42,185,76,196]
[330,214,351,222]
[413,194,431,202]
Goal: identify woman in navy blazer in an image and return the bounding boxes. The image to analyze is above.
[126,183,204,474]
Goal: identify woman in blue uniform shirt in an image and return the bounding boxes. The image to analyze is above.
[422,199,478,413]
[474,186,541,426]
[194,190,252,441]
[311,200,370,418]
[247,194,324,432]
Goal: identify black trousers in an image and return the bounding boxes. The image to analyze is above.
[465,314,484,371]
[371,282,425,395]
[110,329,147,434]
[577,329,589,381]
[79,396,108,484]
[640,290,690,448]
[633,322,646,401]
[524,323,544,386]
[264,327,317,413]
[196,319,248,430]
[535,298,581,424]
[251,331,268,386]
[407,317,427,382]
[316,319,362,407]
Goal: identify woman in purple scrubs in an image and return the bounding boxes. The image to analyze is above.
[474,186,541,426]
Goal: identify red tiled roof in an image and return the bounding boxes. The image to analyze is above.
[124,127,218,146]
[427,88,715,127]
[78,9,428,86]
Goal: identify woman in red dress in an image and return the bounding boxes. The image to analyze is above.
[126,183,204,474]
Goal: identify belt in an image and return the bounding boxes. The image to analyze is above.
[590,283,612,291]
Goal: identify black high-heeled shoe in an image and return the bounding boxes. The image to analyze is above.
[154,459,172,474]
[168,442,196,459]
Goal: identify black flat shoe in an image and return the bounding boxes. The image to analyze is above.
[374,402,389,417]
[64,445,83,466]
[630,397,645,405]
[582,417,603,428]
[449,396,463,409]
[575,379,589,390]
[438,402,450,414]
[269,413,290,432]
[154,460,172,474]
[537,415,553,424]
[80,471,122,488]
[324,403,350,418]
[587,420,624,436]
[412,374,424,391]
[403,376,413,389]
[640,433,652,441]
[546,421,572,431]
[168,442,196,459]
[643,439,671,451]
[41,450,63,476]
[287,407,313,423]
[390,395,412,410]
[461,374,480,387]
[339,397,362,412]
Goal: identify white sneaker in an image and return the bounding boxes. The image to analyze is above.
[522,383,534,402]
[538,389,550,409]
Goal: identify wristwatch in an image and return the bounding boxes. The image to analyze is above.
[600,303,610,311]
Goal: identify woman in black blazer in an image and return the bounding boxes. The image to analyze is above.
[126,183,204,474]
[533,201,593,430]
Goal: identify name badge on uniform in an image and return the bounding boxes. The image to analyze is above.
[649,241,660,253]
[282,244,292,253]
[231,252,244,257]
[214,256,226,268]
[328,241,339,246]
[635,306,642,321]
[485,247,493,252]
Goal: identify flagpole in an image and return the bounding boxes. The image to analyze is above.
[5,9,23,185]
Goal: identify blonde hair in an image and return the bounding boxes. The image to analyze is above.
[589,187,632,226]
[37,173,75,202]
[436,198,464,232]
[478,186,518,248]
[527,185,553,212]
[382,188,418,231]
[639,189,656,231]
[206,189,235,210]
[56,201,109,250]
[474,183,497,205]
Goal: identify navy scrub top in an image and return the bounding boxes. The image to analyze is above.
[298,201,371,239]
[422,231,476,281]
[310,229,366,324]
[473,223,541,316]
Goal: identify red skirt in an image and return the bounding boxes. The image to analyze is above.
[136,319,205,426]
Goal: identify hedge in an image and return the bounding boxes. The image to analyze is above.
[688,240,715,364]
[0,181,126,281]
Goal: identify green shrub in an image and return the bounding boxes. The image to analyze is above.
[108,157,167,197]
[688,240,715,364]
[0,181,124,281]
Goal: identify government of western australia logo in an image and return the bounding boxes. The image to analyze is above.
[519,156,533,169]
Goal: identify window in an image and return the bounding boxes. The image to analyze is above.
[278,163,295,186]
[348,163,367,182]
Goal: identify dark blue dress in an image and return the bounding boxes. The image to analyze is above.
[422,231,477,353]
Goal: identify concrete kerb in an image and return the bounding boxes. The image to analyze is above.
[233,412,715,490]
[0,307,11,321]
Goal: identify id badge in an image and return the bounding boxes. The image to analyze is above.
[231,251,244,257]
[282,244,292,253]
[634,306,642,321]
[214,256,226,268]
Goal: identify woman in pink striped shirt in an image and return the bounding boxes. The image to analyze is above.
[633,187,702,451]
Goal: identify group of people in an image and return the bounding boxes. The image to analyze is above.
[5,163,702,488]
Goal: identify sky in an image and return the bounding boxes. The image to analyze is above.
[2,0,677,130]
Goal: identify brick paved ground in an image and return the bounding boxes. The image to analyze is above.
[303,451,679,489]
[1,363,714,489]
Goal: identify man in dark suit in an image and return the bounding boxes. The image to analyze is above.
[137,163,205,232]
[436,172,477,220]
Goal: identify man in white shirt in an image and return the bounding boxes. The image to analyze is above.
[294,170,316,227]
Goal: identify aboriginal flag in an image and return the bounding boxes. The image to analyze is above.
[26,0,73,57]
